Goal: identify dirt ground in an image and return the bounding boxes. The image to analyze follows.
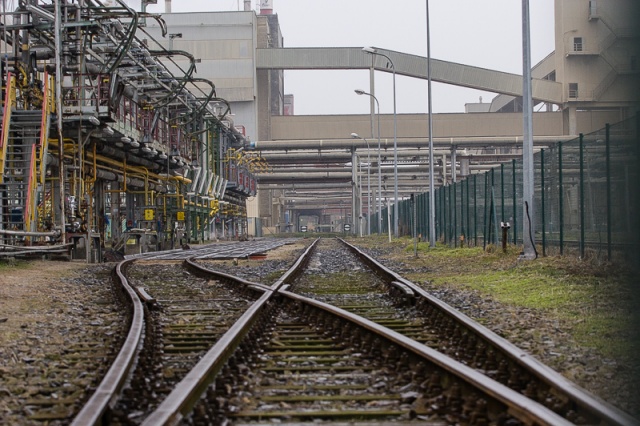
[0,260,119,425]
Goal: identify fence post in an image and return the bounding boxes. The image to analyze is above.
[483,172,488,249]
[439,187,443,243]
[500,163,505,225]
[426,193,430,242]
[541,148,546,257]
[454,183,458,247]
[579,133,585,258]
[473,175,478,246]
[512,159,517,245]
[460,180,465,246]
[412,194,417,256]
[559,142,564,255]
[466,177,470,247]
[605,123,611,261]
[448,184,452,246]
[491,168,496,245]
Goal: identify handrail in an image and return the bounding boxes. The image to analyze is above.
[24,144,38,233]
[38,73,54,185]
[0,73,17,183]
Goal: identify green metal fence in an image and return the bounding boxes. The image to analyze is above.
[370,116,640,264]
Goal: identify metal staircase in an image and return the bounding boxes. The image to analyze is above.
[0,73,53,239]
[1,110,41,232]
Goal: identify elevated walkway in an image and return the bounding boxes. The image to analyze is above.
[256,47,562,104]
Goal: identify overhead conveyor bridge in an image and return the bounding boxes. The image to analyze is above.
[256,47,563,104]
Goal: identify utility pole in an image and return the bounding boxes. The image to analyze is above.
[521,0,536,259]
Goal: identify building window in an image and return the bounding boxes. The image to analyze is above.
[569,83,579,98]
[573,37,583,52]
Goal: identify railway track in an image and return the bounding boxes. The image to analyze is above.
[72,237,638,425]
[71,258,261,425]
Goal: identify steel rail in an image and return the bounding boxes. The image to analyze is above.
[277,289,572,426]
[184,257,272,293]
[270,237,320,290]
[144,237,570,425]
[141,285,273,425]
[141,238,318,424]
[340,238,639,426]
[70,259,144,426]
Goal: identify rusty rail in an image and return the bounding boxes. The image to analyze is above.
[340,238,639,426]
[70,259,144,425]
[143,237,571,425]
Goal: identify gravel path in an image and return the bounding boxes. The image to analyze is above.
[0,261,125,425]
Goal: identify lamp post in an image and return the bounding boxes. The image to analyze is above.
[521,0,536,259]
[363,46,398,238]
[354,90,382,235]
[351,133,371,236]
[425,1,436,247]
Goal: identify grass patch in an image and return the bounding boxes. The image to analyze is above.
[263,270,286,284]
[361,237,640,361]
[0,259,29,271]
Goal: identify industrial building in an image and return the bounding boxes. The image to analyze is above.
[1,0,638,258]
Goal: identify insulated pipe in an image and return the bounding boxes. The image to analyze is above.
[259,183,353,190]
[96,144,161,170]
[199,170,211,195]
[267,165,453,174]
[190,167,202,193]
[94,168,165,192]
[261,150,523,164]
[258,165,494,178]
[256,173,460,184]
[0,230,61,237]
[253,135,574,151]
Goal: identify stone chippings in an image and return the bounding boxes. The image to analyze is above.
[202,239,639,419]
[1,238,638,422]
[357,244,640,419]
[0,262,125,426]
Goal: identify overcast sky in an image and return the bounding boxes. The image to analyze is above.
[130,0,555,115]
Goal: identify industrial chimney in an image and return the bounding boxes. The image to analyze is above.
[165,0,171,13]
[244,0,251,11]
[260,0,273,15]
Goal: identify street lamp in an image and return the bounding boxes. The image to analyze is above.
[426,1,436,247]
[355,89,382,235]
[363,46,398,237]
[169,33,182,50]
[351,133,371,236]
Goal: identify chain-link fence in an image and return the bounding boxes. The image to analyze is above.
[371,116,639,264]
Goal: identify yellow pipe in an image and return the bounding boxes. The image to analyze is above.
[123,158,127,192]
[169,175,192,185]
[50,139,193,193]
